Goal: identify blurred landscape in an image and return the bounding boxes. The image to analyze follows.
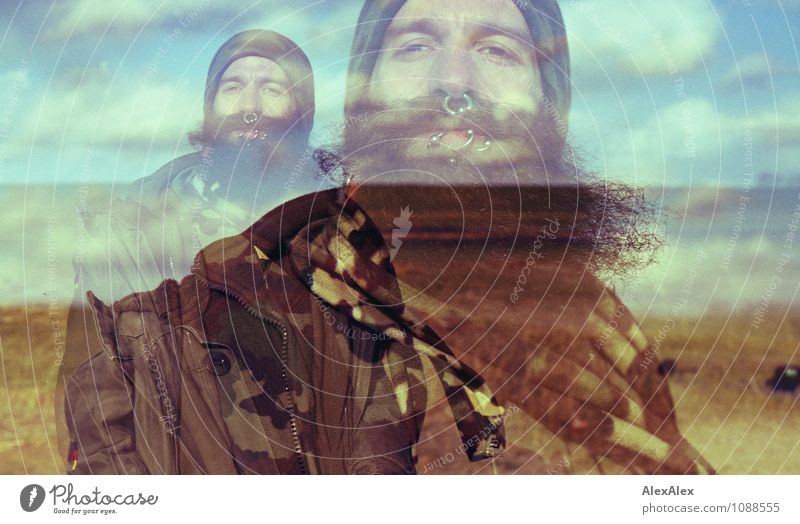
[1,183,798,474]
[1,0,798,478]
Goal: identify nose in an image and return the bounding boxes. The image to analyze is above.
[234,82,261,115]
[430,45,475,99]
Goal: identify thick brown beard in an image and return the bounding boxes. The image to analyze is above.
[328,96,661,282]
[188,112,304,157]
[340,95,565,187]
[186,112,313,205]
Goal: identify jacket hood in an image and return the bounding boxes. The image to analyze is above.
[192,188,508,462]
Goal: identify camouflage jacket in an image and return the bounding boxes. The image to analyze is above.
[64,189,504,474]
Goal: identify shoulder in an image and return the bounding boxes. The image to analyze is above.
[91,277,198,337]
[78,151,202,229]
[73,153,204,306]
[126,151,203,210]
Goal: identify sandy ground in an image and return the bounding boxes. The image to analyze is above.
[1,304,797,475]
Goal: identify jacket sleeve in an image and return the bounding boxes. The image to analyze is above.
[63,292,149,474]
[348,340,424,475]
[64,352,149,474]
[62,199,164,474]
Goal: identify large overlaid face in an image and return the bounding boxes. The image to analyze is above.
[212,56,298,140]
[369,0,543,114]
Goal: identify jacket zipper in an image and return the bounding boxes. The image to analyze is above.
[194,273,309,474]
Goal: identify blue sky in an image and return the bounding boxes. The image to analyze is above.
[0,0,798,186]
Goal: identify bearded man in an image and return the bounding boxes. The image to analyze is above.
[58,30,324,473]
[75,29,322,302]
[335,0,715,474]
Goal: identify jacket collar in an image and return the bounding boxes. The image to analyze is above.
[190,188,345,319]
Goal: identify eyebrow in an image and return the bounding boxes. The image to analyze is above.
[471,24,533,46]
[219,74,245,84]
[384,18,533,46]
[219,73,285,86]
[384,19,442,42]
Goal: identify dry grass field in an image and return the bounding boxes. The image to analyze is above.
[408,303,800,475]
[0,305,67,474]
[2,300,797,474]
[637,313,800,474]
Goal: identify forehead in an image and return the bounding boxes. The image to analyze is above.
[386,0,531,42]
[220,56,288,81]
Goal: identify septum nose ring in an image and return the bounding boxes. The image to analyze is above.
[443,93,474,115]
[243,112,258,124]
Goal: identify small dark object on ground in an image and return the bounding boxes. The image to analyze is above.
[766,365,800,393]
[658,358,677,377]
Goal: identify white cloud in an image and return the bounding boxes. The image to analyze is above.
[44,0,225,39]
[722,52,797,87]
[20,73,202,150]
[723,53,772,85]
[563,0,722,78]
[249,2,359,46]
[42,0,356,40]
[0,64,31,131]
[765,0,800,9]
[247,2,362,139]
[0,64,30,91]
[577,96,800,185]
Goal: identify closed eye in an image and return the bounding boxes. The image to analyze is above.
[220,82,243,93]
[393,39,437,59]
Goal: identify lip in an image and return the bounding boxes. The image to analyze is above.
[439,130,473,146]
[234,129,266,141]
[423,129,490,149]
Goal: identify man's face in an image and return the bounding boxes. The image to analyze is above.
[211,56,298,143]
[343,0,552,182]
[369,0,542,119]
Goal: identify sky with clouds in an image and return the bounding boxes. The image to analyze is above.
[0,0,798,186]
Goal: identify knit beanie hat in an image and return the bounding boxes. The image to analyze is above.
[345,0,570,140]
[205,30,315,141]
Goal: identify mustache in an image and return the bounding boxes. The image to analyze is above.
[344,95,542,149]
[333,95,567,186]
[191,112,298,146]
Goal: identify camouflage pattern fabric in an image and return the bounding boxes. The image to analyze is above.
[200,289,308,474]
[279,190,715,474]
[66,183,710,474]
[281,199,506,461]
[64,189,427,474]
[186,214,424,474]
[194,188,507,464]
